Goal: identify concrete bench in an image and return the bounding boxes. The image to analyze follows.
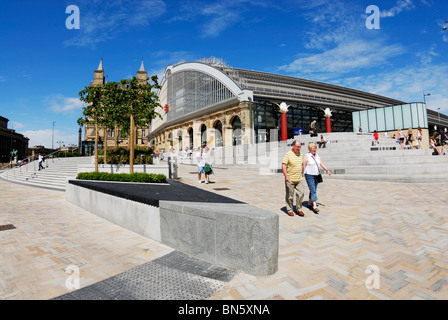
[65,180,279,276]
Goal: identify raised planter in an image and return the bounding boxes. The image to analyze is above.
[78,163,169,176]
[65,179,279,276]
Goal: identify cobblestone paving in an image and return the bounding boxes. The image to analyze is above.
[176,164,448,300]
[1,162,448,300]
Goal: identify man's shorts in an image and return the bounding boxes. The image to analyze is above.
[198,166,205,174]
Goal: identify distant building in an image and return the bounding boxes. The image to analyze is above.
[0,116,29,164]
[81,59,151,156]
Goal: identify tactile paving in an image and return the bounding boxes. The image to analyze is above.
[53,251,236,300]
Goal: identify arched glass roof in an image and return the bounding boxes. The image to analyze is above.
[165,62,252,122]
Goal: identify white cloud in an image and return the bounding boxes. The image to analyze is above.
[9,121,25,129]
[170,0,278,38]
[0,75,7,82]
[23,129,78,149]
[64,0,167,48]
[278,40,405,79]
[332,63,448,114]
[45,95,86,114]
[381,0,415,18]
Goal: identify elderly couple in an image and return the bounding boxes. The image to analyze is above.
[282,140,331,217]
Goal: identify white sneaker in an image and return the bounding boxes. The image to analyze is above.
[205,180,209,184]
[198,180,203,183]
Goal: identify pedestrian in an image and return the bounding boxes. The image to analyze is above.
[407,128,414,149]
[282,140,306,217]
[318,134,327,148]
[310,120,317,137]
[373,130,379,145]
[38,153,44,170]
[196,146,209,183]
[431,135,442,155]
[438,128,448,147]
[416,126,423,149]
[397,128,405,149]
[303,143,331,214]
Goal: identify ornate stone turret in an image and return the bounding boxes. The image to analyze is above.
[92,58,105,86]
[137,59,148,84]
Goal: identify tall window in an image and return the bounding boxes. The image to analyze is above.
[215,120,223,147]
[232,116,242,145]
[167,71,236,122]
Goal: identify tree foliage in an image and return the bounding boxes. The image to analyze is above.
[78,75,162,173]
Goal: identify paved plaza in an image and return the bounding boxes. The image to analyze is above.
[1,162,448,300]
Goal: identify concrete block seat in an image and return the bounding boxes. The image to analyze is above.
[66,179,279,276]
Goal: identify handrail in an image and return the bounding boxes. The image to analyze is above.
[0,149,67,177]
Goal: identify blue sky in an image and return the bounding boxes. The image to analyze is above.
[1,0,447,148]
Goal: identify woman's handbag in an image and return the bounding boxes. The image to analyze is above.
[311,154,323,183]
[317,173,323,183]
[204,163,213,175]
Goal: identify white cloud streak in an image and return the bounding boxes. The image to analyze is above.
[381,0,415,18]
[45,95,86,114]
[279,40,405,78]
[64,0,167,48]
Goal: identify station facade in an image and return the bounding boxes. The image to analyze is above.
[150,59,441,152]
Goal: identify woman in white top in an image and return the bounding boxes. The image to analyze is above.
[416,126,423,149]
[303,143,331,213]
[196,147,209,183]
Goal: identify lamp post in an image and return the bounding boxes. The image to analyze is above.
[438,108,441,124]
[423,92,430,104]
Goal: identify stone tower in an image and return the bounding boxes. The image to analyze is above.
[92,59,105,86]
[136,59,148,84]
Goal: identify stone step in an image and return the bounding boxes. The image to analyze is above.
[0,156,92,190]
[327,173,448,183]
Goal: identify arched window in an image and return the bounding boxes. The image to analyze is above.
[232,116,242,145]
[177,130,183,151]
[214,120,223,147]
[201,124,207,147]
[188,127,193,149]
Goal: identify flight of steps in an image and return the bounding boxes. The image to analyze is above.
[0,156,93,191]
[294,133,448,183]
[203,132,448,183]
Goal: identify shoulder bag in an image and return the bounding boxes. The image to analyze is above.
[311,154,323,183]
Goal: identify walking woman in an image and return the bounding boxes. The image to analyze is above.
[303,143,331,213]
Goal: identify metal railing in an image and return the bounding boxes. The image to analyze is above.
[0,149,67,182]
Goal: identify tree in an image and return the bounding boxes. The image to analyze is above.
[119,76,162,173]
[100,81,129,164]
[78,85,105,172]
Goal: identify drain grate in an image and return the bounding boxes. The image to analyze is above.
[0,224,16,231]
[213,188,230,191]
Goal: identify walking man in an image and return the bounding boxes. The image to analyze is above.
[282,140,305,216]
[38,153,44,171]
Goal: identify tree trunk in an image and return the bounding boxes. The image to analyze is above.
[94,121,99,172]
[103,126,107,164]
[129,114,134,173]
[115,125,119,147]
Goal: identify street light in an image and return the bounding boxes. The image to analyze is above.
[52,121,55,150]
[438,107,441,124]
[423,92,430,104]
